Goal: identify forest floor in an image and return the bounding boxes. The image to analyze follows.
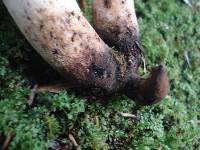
[0,0,200,149]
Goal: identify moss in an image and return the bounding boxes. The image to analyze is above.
[0,0,200,149]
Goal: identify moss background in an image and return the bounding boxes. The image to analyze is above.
[0,0,200,149]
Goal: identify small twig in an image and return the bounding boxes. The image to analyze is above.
[196,1,200,8]
[68,134,81,150]
[196,120,200,124]
[142,57,147,74]
[157,145,162,150]
[3,133,14,150]
[28,84,38,106]
[120,112,138,119]
[37,83,71,93]
[184,51,191,68]
[183,0,192,7]
[188,120,200,125]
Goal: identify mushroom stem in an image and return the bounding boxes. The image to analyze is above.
[93,0,139,51]
[92,0,143,78]
[92,0,169,105]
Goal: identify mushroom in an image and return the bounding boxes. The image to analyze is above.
[2,0,169,105]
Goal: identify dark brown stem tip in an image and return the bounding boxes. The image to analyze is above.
[78,0,86,10]
[126,65,169,106]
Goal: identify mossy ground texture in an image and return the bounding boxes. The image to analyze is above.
[0,0,200,149]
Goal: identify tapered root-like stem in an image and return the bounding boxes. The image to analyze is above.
[125,65,169,105]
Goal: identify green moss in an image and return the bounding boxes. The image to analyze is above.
[0,0,200,149]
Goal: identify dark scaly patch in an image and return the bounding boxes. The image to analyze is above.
[26,16,31,21]
[95,25,143,80]
[71,11,75,16]
[114,27,141,55]
[77,15,81,20]
[71,32,77,42]
[121,0,126,4]
[104,0,112,9]
[90,63,106,79]
[39,24,44,31]
[52,49,59,55]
